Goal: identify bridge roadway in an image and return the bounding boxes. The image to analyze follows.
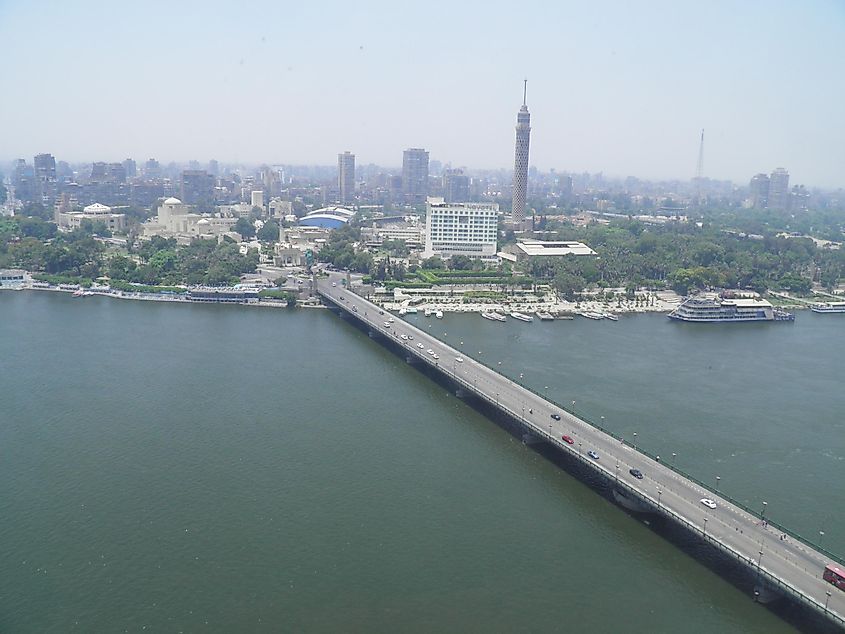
[318,278,844,626]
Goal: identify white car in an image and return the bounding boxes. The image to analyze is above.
[388,317,395,323]
[700,498,717,510]
[383,321,391,327]
[433,354,439,360]
[400,334,408,340]
[427,349,434,355]
[455,357,464,363]
[417,343,424,349]
[331,282,336,287]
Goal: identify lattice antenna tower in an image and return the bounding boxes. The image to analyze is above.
[695,129,705,202]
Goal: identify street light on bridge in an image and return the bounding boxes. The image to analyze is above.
[819,530,825,550]
[825,590,832,613]
[715,475,721,492]
[761,501,768,522]
[657,488,662,510]
[703,517,707,536]
[633,432,637,451]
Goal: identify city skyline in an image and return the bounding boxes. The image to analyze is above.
[1,1,844,188]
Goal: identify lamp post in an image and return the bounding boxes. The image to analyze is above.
[825,590,832,613]
[819,530,825,550]
[703,517,707,536]
[615,461,619,483]
[633,432,637,451]
[715,475,721,492]
[671,452,677,468]
[757,549,764,572]
[761,501,768,522]
[657,488,662,510]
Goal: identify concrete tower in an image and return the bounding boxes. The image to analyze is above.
[511,80,531,224]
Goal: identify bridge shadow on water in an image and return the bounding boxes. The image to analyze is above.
[332,306,838,633]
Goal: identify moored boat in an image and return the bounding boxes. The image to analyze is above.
[510,311,533,322]
[669,293,794,322]
[811,302,845,314]
[481,312,507,322]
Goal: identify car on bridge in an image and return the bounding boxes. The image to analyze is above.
[417,343,424,349]
[561,435,574,445]
[629,468,644,479]
[587,450,599,460]
[551,413,561,420]
[700,498,717,509]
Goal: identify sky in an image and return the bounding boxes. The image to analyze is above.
[1,0,844,187]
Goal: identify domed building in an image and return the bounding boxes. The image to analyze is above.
[142,197,238,243]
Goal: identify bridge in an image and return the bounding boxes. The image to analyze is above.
[316,276,845,629]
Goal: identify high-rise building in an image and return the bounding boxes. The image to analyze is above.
[338,151,355,204]
[123,158,137,179]
[402,148,429,203]
[33,153,57,202]
[423,197,499,261]
[145,158,161,179]
[442,168,469,203]
[180,170,215,210]
[14,159,36,202]
[749,174,769,209]
[511,81,531,223]
[768,168,790,210]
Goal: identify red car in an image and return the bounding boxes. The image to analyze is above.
[561,435,574,445]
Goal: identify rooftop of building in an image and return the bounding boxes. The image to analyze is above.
[511,239,597,257]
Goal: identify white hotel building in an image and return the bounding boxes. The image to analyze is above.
[423,197,499,261]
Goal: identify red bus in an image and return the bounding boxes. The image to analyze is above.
[823,564,845,590]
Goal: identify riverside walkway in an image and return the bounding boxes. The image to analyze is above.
[317,277,844,627]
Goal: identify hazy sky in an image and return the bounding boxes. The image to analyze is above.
[2,0,843,187]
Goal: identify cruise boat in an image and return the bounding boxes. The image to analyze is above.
[602,313,619,321]
[579,311,605,320]
[811,302,845,313]
[398,307,407,315]
[510,311,534,322]
[481,312,507,322]
[668,294,794,322]
[535,311,555,321]
[404,306,418,314]
[435,310,443,319]
[424,307,434,317]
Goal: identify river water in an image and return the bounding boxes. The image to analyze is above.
[1,291,842,632]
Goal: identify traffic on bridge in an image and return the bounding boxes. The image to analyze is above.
[318,274,844,627]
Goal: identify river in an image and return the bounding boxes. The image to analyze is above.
[1,291,842,632]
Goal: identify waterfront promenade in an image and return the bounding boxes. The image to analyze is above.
[318,276,845,628]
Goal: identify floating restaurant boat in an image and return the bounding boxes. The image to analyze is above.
[810,302,845,314]
[668,294,794,322]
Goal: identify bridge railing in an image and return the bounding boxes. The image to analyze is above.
[330,288,845,568]
[474,359,845,568]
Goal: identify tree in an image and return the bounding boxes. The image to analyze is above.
[257,220,280,242]
[449,255,473,270]
[422,256,444,270]
[234,217,255,239]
